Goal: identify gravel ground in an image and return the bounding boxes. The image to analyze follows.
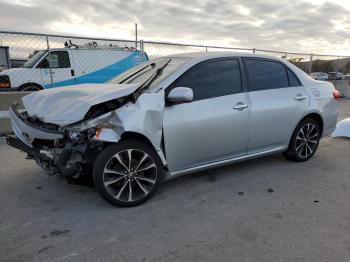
[0,99,350,262]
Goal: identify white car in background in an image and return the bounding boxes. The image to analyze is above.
[310,72,328,81]
[328,72,344,80]
[342,74,350,80]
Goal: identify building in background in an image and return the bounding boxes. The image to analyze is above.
[0,46,10,71]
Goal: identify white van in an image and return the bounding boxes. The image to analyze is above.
[0,47,148,91]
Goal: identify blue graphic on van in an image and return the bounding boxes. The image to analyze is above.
[44,51,148,89]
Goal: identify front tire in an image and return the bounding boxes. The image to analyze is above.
[283,118,321,162]
[19,85,42,91]
[93,140,164,207]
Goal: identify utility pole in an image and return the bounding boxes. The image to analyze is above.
[135,23,138,50]
[309,54,313,74]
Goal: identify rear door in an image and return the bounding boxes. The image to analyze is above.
[243,58,310,154]
[163,58,250,173]
[38,50,73,88]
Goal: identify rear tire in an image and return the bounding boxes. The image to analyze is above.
[283,118,321,162]
[93,140,164,207]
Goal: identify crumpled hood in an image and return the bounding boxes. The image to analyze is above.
[22,83,139,126]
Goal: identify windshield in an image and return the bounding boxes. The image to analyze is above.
[23,50,46,68]
[109,57,190,91]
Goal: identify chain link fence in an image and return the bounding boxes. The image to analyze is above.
[1,31,350,91]
[1,30,350,133]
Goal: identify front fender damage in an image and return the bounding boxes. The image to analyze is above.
[10,90,167,179]
[78,90,167,165]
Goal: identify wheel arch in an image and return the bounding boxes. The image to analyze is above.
[18,82,43,91]
[300,112,324,136]
[121,131,168,168]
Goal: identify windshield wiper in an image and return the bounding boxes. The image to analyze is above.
[120,62,156,84]
[134,58,171,97]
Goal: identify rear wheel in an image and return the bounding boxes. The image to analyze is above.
[93,140,164,207]
[283,118,321,162]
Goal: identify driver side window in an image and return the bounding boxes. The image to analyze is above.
[168,58,242,101]
[37,51,70,69]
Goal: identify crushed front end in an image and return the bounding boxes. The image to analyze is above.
[6,104,102,179]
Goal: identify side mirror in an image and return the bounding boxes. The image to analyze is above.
[167,87,193,104]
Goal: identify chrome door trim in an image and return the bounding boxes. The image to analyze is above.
[165,146,286,180]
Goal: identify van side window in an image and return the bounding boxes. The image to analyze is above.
[37,51,70,68]
[168,58,242,101]
[244,58,289,91]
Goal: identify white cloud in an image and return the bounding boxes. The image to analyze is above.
[238,5,250,16]
[0,0,350,55]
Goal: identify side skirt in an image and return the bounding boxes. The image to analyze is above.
[165,146,286,181]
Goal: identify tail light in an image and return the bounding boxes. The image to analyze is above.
[333,89,340,100]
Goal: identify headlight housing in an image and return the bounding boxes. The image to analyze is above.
[0,75,11,88]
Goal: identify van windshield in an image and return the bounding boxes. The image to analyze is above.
[23,50,46,68]
[109,57,190,91]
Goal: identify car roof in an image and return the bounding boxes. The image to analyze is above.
[167,51,285,61]
[40,48,136,52]
[161,51,314,86]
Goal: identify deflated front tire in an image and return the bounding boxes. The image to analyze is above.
[93,139,164,207]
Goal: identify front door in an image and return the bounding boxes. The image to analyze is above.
[163,58,250,173]
[38,51,73,88]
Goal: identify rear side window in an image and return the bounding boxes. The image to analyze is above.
[287,68,301,86]
[244,59,289,91]
[170,58,242,101]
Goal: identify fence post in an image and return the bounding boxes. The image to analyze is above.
[285,52,288,59]
[140,40,144,62]
[337,56,340,72]
[253,48,256,53]
[135,23,138,50]
[45,35,54,88]
[205,46,208,52]
[308,54,313,74]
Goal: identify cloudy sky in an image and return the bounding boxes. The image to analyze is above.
[1,0,350,55]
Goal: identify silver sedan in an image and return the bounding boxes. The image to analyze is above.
[7,52,339,206]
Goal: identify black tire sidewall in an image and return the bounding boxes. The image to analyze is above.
[20,85,41,91]
[286,118,321,162]
[93,140,164,207]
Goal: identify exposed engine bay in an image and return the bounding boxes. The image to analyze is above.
[7,83,166,181]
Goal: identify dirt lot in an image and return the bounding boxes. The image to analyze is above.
[0,100,350,262]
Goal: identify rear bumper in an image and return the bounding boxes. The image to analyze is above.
[0,87,19,92]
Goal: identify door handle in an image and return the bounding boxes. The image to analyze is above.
[294,95,307,101]
[49,71,55,75]
[233,102,249,110]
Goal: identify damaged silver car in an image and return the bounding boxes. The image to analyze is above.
[6,52,339,206]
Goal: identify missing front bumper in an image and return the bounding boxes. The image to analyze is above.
[5,135,37,155]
